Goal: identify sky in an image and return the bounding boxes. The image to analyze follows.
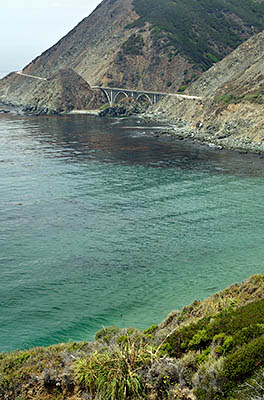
[0,0,102,73]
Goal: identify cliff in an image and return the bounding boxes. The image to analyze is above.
[0,275,264,400]
[1,0,264,109]
[1,0,264,146]
[0,68,106,113]
[14,0,264,91]
[150,30,264,153]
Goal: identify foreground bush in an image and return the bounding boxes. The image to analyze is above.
[0,275,264,400]
[74,335,156,399]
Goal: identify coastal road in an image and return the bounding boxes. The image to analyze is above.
[15,71,47,81]
[15,72,202,101]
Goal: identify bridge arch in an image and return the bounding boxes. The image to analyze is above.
[99,88,112,105]
[136,93,152,105]
[113,91,129,104]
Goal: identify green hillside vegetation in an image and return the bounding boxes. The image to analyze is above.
[0,275,264,400]
[218,91,264,105]
[130,0,264,70]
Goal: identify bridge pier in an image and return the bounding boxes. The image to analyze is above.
[91,86,202,106]
[96,87,166,106]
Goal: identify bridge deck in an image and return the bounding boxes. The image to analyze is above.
[13,72,202,102]
[92,86,202,100]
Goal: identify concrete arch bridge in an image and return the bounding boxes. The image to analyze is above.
[92,86,201,106]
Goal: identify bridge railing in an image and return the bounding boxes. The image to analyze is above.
[92,86,202,106]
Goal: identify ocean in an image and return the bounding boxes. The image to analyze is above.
[1,112,264,352]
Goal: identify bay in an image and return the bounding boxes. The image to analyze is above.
[1,112,264,352]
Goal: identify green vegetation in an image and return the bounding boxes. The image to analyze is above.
[223,336,264,390]
[95,325,121,342]
[218,93,242,104]
[144,324,159,335]
[0,275,264,400]
[121,34,145,55]
[130,0,264,70]
[178,85,188,93]
[218,92,264,105]
[99,103,110,111]
[74,335,155,399]
[164,298,264,356]
[206,53,219,63]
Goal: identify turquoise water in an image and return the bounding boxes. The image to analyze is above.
[1,112,264,352]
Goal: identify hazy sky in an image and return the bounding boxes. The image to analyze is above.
[0,0,102,73]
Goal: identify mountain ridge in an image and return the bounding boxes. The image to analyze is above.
[1,0,264,149]
[150,30,264,152]
[2,0,264,98]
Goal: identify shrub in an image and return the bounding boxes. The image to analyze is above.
[218,93,242,104]
[0,351,31,390]
[74,336,156,399]
[196,347,211,364]
[121,34,144,55]
[164,298,264,358]
[144,325,159,335]
[99,103,110,111]
[131,0,264,70]
[223,335,264,388]
[178,85,188,93]
[189,329,208,350]
[95,326,121,343]
[243,368,264,400]
[206,52,219,63]
[193,356,225,400]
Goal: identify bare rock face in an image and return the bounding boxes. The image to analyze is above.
[1,0,264,133]
[22,68,106,115]
[22,0,137,84]
[3,0,264,110]
[0,0,137,110]
[153,31,264,148]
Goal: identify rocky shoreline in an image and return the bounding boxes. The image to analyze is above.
[65,102,264,156]
[2,97,264,156]
[144,108,264,155]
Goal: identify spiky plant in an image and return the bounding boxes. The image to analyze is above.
[245,368,264,400]
[74,335,156,400]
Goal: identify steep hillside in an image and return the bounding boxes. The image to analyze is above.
[0,275,264,400]
[132,0,264,71]
[19,0,264,90]
[1,0,264,110]
[24,69,106,115]
[151,30,264,152]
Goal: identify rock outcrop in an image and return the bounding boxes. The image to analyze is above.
[24,68,106,115]
[0,69,106,114]
[150,31,264,152]
[99,97,149,117]
[2,0,264,108]
[1,0,264,145]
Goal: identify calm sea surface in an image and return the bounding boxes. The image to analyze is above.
[1,112,264,352]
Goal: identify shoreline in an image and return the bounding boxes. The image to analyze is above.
[2,102,264,155]
[68,106,264,155]
[68,109,100,116]
[143,109,264,156]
